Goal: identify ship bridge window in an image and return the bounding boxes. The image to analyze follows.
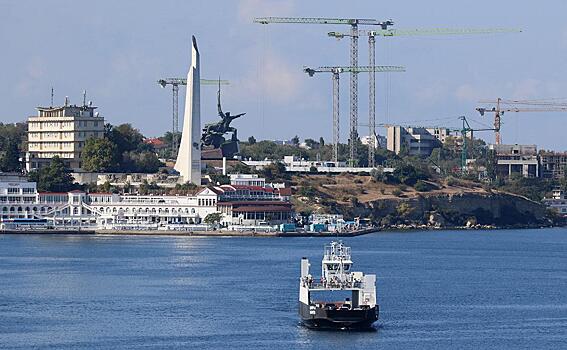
[343,264,350,271]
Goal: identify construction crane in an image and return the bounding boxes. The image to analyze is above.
[157,78,229,156]
[303,65,405,164]
[253,17,393,166]
[378,117,494,172]
[476,98,567,145]
[457,116,495,173]
[327,27,521,168]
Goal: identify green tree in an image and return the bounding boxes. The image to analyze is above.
[0,122,26,172]
[28,156,75,192]
[204,212,223,225]
[0,140,21,172]
[135,152,162,173]
[247,136,256,145]
[291,135,300,146]
[261,161,288,181]
[319,137,325,147]
[105,123,153,168]
[304,138,320,149]
[82,137,117,172]
[210,174,230,185]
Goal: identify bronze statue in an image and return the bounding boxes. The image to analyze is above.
[201,82,245,156]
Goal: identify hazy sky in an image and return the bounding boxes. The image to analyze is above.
[2,0,567,150]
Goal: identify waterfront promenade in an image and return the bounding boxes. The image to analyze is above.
[0,227,378,237]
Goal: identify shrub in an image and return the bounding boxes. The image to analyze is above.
[414,180,430,192]
[391,188,402,197]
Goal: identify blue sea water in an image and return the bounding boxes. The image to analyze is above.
[1,228,566,349]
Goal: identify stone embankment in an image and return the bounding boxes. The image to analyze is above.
[0,227,378,237]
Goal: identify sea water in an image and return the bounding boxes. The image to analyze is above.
[1,228,566,349]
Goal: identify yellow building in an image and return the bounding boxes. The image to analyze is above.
[26,100,105,171]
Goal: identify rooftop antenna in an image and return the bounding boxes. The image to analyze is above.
[82,90,87,107]
[64,96,69,106]
[50,87,54,107]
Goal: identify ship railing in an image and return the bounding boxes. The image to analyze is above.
[304,278,364,290]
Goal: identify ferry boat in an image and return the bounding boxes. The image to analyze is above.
[299,241,378,330]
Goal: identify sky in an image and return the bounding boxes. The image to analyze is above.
[1,0,567,150]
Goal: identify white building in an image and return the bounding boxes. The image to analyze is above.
[229,174,265,187]
[0,173,43,221]
[360,134,386,149]
[386,125,452,157]
[35,188,219,228]
[543,189,567,216]
[27,100,105,171]
[1,173,294,230]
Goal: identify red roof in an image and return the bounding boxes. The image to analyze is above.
[276,188,292,196]
[144,138,165,146]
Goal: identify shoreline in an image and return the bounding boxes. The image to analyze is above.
[0,227,377,237]
[0,225,560,237]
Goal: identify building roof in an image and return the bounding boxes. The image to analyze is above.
[219,201,292,207]
[232,205,293,213]
[144,138,166,148]
[276,188,292,196]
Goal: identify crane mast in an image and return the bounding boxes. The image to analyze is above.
[158,78,229,156]
[303,65,405,163]
[254,16,393,166]
[328,26,520,167]
[476,98,567,145]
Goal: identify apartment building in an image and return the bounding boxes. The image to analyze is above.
[386,125,453,157]
[26,99,105,172]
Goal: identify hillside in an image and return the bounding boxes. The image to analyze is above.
[290,173,551,228]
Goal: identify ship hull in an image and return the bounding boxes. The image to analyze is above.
[299,302,378,330]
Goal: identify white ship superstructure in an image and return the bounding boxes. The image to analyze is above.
[299,241,378,329]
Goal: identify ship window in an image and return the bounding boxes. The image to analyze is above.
[344,264,350,271]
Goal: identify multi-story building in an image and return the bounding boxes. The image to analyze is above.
[386,125,453,157]
[26,99,105,171]
[489,144,539,178]
[229,174,266,187]
[540,151,567,179]
[542,188,567,216]
[0,173,42,221]
[360,134,387,149]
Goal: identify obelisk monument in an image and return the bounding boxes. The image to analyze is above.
[175,35,201,185]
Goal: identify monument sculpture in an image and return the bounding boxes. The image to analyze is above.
[201,83,245,158]
[174,36,201,185]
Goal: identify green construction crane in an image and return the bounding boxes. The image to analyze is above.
[303,66,406,165]
[254,16,394,167]
[457,116,495,173]
[328,26,521,168]
[303,65,405,164]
